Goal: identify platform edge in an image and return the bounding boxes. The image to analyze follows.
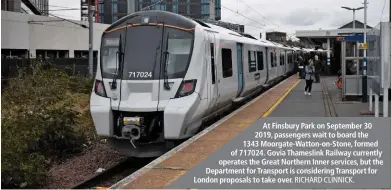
[109,75,296,189]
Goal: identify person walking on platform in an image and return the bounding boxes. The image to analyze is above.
[298,56,305,79]
[314,55,321,83]
[304,59,315,96]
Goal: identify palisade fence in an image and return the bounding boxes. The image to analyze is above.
[1,58,98,86]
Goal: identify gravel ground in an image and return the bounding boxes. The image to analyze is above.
[43,141,126,189]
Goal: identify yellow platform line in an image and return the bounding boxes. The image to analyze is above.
[261,79,301,118]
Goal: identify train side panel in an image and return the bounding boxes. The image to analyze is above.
[163,27,209,139]
[215,35,238,109]
[241,43,261,97]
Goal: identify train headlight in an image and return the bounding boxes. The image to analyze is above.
[123,117,143,126]
[141,16,150,24]
[174,79,197,98]
[94,80,107,97]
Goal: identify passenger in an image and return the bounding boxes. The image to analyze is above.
[298,56,305,79]
[304,59,315,96]
[314,55,322,83]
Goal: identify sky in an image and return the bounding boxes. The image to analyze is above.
[49,0,390,39]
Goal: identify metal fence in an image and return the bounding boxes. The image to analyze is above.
[1,58,98,86]
[2,58,97,78]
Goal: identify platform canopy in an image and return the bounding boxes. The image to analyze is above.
[295,20,373,44]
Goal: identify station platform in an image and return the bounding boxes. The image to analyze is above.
[110,75,390,189]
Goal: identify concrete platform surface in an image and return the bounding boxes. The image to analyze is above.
[110,75,389,189]
[111,75,299,189]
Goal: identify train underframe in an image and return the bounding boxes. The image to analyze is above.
[108,110,184,158]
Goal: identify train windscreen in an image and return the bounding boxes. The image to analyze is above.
[100,25,194,80]
[101,31,121,79]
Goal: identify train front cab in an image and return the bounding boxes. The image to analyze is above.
[90,11,211,157]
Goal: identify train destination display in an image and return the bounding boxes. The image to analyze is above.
[168,118,391,189]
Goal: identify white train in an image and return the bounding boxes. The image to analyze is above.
[90,11,308,157]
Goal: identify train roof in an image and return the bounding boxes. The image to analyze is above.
[196,19,302,50]
[108,10,303,51]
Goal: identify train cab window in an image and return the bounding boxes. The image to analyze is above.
[248,51,256,72]
[221,48,233,78]
[210,43,216,84]
[257,51,264,70]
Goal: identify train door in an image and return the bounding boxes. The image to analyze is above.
[264,47,269,83]
[236,43,244,97]
[255,50,261,86]
[207,32,219,113]
[283,50,287,74]
[256,49,267,86]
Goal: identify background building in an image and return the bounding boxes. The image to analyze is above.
[1,10,109,79]
[266,31,287,43]
[2,0,49,15]
[204,20,244,33]
[1,11,108,59]
[91,0,221,24]
[295,20,373,74]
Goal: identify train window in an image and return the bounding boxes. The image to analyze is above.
[271,52,277,68]
[279,53,283,65]
[248,51,256,72]
[257,51,264,70]
[221,48,232,78]
[280,54,285,65]
[210,43,216,84]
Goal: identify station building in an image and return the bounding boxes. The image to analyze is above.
[295,20,372,75]
[1,11,109,60]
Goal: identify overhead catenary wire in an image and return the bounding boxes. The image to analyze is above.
[47,13,88,28]
[237,0,280,29]
[20,0,297,42]
[215,0,297,43]
[141,0,166,11]
[235,0,300,41]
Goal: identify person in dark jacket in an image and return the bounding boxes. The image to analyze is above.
[314,55,322,83]
[297,56,305,79]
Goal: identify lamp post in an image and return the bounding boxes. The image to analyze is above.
[341,6,364,30]
[341,6,364,55]
[341,6,364,58]
[88,1,94,77]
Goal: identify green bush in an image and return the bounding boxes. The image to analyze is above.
[1,63,95,188]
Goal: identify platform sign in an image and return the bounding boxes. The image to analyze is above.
[337,32,364,36]
[358,43,368,49]
[343,35,364,42]
[336,36,344,41]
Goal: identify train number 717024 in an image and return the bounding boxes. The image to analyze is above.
[129,72,153,78]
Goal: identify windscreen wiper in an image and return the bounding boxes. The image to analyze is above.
[111,22,130,90]
[111,34,122,90]
[152,22,163,79]
[163,32,171,90]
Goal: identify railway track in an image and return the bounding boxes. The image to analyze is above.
[321,77,338,117]
[71,157,154,189]
[70,74,293,189]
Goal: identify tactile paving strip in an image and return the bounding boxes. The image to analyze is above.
[112,75,299,189]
